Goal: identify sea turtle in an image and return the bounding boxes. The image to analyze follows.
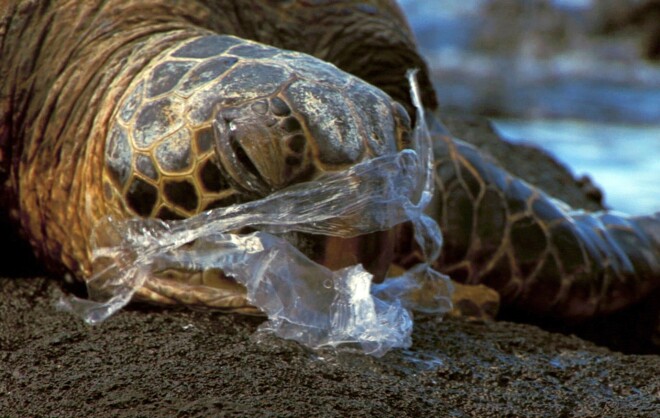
[0,1,658,327]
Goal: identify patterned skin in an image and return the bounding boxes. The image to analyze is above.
[0,0,658,321]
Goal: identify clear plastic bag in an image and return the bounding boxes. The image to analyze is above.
[58,72,453,357]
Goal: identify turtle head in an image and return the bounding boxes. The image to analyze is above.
[106,35,415,283]
[211,64,414,282]
[212,75,413,197]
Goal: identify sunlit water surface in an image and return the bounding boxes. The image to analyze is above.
[492,120,660,214]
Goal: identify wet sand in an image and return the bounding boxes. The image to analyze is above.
[1,116,658,417]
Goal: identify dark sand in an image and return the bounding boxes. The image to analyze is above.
[1,116,659,417]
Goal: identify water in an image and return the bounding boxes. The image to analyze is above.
[492,119,660,214]
[398,0,660,215]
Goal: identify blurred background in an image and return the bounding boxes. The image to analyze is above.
[398,0,660,214]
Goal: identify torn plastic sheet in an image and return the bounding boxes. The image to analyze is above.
[58,71,453,357]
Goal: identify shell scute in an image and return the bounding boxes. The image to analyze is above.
[194,127,214,154]
[146,60,196,98]
[171,35,241,59]
[178,56,238,95]
[283,53,350,87]
[198,158,228,193]
[154,128,193,174]
[345,86,398,155]
[227,43,281,59]
[163,179,199,212]
[215,62,290,101]
[284,79,364,166]
[105,124,133,187]
[126,177,159,216]
[133,97,183,149]
[119,81,144,123]
[156,207,186,221]
[135,153,159,181]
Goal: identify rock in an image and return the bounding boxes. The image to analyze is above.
[595,0,660,61]
[1,276,658,416]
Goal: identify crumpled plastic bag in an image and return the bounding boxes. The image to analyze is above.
[58,71,453,357]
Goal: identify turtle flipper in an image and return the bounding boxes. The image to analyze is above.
[447,282,500,321]
[135,269,261,315]
[427,130,660,321]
